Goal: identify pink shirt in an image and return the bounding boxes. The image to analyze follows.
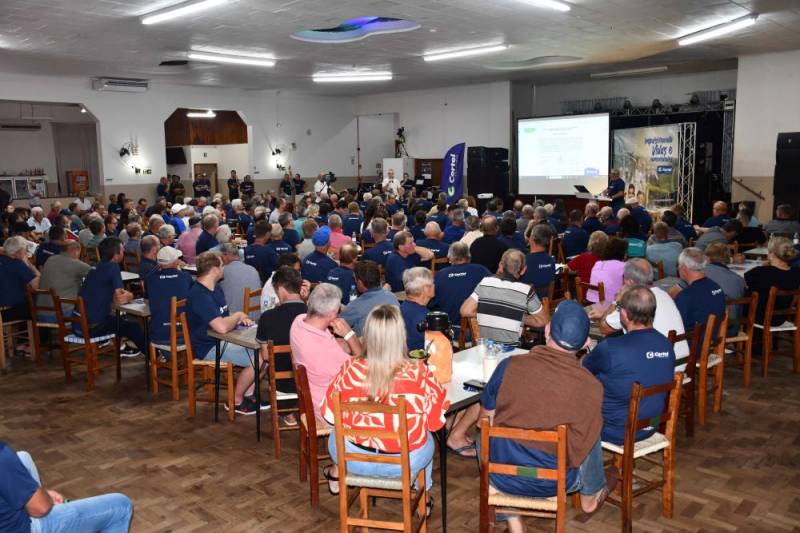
[328,229,352,260]
[177,227,202,264]
[290,313,351,417]
[588,259,625,303]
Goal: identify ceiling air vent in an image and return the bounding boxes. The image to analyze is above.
[92,77,149,92]
[0,123,42,131]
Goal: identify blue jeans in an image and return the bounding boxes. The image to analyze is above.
[328,431,435,490]
[17,451,133,533]
[201,343,254,367]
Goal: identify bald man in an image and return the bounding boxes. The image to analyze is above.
[702,201,730,228]
[416,221,449,259]
[469,216,509,274]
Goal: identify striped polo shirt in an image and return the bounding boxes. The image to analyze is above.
[471,275,542,344]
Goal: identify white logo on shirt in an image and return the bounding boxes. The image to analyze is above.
[448,272,467,278]
[711,288,722,296]
[646,351,669,359]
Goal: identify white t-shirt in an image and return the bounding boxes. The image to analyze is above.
[75,198,92,212]
[382,178,401,196]
[605,286,690,363]
[314,180,329,196]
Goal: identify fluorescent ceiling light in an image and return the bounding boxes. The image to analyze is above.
[141,0,227,25]
[313,72,393,83]
[190,46,275,60]
[423,44,508,62]
[188,52,275,67]
[678,14,758,46]
[590,66,668,79]
[519,0,571,12]
[186,109,216,118]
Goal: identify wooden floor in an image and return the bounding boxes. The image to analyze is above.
[1,351,799,533]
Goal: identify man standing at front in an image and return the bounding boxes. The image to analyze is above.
[603,169,626,215]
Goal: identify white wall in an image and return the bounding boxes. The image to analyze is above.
[528,70,738,116]
[356,114,396,178]
[733,49,800,221]
[355,81,512,158]
[0,122,58,184]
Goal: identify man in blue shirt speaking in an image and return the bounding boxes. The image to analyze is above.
[603,169,626,215]
[583,285,676,445]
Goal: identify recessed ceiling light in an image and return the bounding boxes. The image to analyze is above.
[423,44,508,62]
[187,52,275,67]
[186,109,216,118]
[141,0,227,25]
[80,107,87,113]
[677,14,758,46]
[590,66,668,79]
[313,71,393,83]
[518,0,571,12]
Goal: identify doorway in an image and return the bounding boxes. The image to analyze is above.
[193,163,218,196]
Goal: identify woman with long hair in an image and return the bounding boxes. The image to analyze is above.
[745,236,800,325]
[319,305,449,499]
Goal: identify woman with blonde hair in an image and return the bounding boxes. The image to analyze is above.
[319,304,449,497]
[745,236,800,326]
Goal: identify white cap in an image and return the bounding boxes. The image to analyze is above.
[171,203,185,215]
[157,246,183,265]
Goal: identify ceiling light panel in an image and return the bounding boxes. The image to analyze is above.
[187,52,275,67]
[313,72,393,83]
[518,0,571,12]
[677,14,758,46]
[141,0,228,25]
[423,44,508,62]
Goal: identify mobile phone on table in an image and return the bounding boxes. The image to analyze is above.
[463,379,486,392]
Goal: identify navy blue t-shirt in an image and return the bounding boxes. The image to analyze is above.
[432,263,490,329]
[410,225,426,242]
[520,251,556,296]
[236,213,253,232]
[582,328,676,445]
[244,243,272,279]
[582,217,604,234]
[604,220,620,235]
[186,282,228,358]
[195,230,218,256]
[240,180,255,197]
[498,233,526,252]
[675,218,697,241]
[301,250,338,283]
[363,240,393,267]
[631,206,653,235]
[430,212,449,232]
[361,228,374,244]
[326,266,355,305]
[139,257,159,279]
[342,214,363,237]
[401,300,429,351]
[264,240,292,271]
[385,203,399,216]
[283,229,300,249]
[416,238,448,259]
[608,178,625,214]
[0,256,35,307]
[547,216,564,233]
[78,261,123,324]
[675,276,726,335]
[562,226,589,258]
[385,252,422,292]
[35,241,61,267]
[145,268,193,344]
[702,215,730,228]
[481,358,579,496]
[0,441,39,533]
[442,224,465,244]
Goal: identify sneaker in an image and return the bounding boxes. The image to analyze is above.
[281,413,298,427]
[120,346,141,358]
[224,398,258,416]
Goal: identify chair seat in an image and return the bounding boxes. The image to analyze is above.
[488,485,558,512]
[300,413,332,436]
[602,432,669,459]
[699,352,722,368]
[725,333,749,343]
[64,333,115,345]
[192,359,232,368]
[347,474,403,491]
[275,390,298,401]
[152,343,186,352]
[754,321,796,332]
[35,322,59,329]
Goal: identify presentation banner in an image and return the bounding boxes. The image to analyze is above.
[612,125,680,211]
[442,142,465,203]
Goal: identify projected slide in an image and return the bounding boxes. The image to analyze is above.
[517,113,609,195]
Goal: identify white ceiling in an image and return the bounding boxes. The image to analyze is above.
[0,0,799,95]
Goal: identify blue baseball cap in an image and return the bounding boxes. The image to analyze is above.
[312,226,331,246]
[549,300,590,351]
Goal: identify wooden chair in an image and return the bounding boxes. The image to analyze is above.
[726,242,739,256]
[295,365,332,506]
[82,246,100,265]
[653,261,665,280]
[574,277,605,305]
[753,286,800,378]
[602,373,683,533]
[332,392,428,533]
[243,287,262,320]
[53,295,120,390]
[458,316,480,351]
[122,249,140,272]
[182,312,237,422]
[668,327,700,437]
[548,236,565,263]
[430,256,449,274]
[695,312,728,426]
[479,420,568,533]
[0,306,34,372]
[148,297,189,400]
[724,293,758,387]
[26,286,60,365]
[263,341,300,458]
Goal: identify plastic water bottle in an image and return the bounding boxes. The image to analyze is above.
[794,233,799,246]
[349,283,358,302]
[351,232,357,244]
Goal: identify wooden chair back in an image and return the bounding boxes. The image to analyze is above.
[668,326,700,437]
[82,246,100,265]
[430,256,449,274]
[123,250,140,272]
[762,286,800,328]
[574,276,605,305]
[294,364,331,506]
[653,261,665,280]
[265,341,299,458]
[479,419,567,533]
[26,286,59,364]
[758,286,800,377]
[725,293,758,387]
[243,287,262,318]
[458,316,480,350]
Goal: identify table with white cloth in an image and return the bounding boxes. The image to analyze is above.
[728,260,762,278]
[743,247,768,258]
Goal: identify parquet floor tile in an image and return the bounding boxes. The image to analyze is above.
[1,353,799,532]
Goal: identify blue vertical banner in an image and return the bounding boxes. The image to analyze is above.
[443,142,466,203]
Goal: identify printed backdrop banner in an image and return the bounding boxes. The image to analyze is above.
[612,125,681,211]
[442,142,466,203]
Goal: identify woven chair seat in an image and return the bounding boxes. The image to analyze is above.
[602,432,669,459]
[487,485,558,511]
[275,390,299,401]
[725,332,749,343]
[64,333,115,345]
[192,359,233,368]
[34,322,59,329]
[702,353,722,368]
[754,321,796,332]
[152,343,186,352]
[300,413,332,436]
[347,474,403,491]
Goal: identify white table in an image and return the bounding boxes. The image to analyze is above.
[121,271,140,282]
[728,260,761,278]
[743,247,768,257]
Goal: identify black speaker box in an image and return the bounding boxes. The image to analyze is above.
[773,132,800,213]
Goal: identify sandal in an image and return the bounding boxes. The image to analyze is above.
[322,464,340,495]
[447,442,477,458]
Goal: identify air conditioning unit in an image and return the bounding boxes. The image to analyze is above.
[92,77,149,92]
[0,123,42,131]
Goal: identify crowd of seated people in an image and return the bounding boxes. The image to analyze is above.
[4,170,800,531]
